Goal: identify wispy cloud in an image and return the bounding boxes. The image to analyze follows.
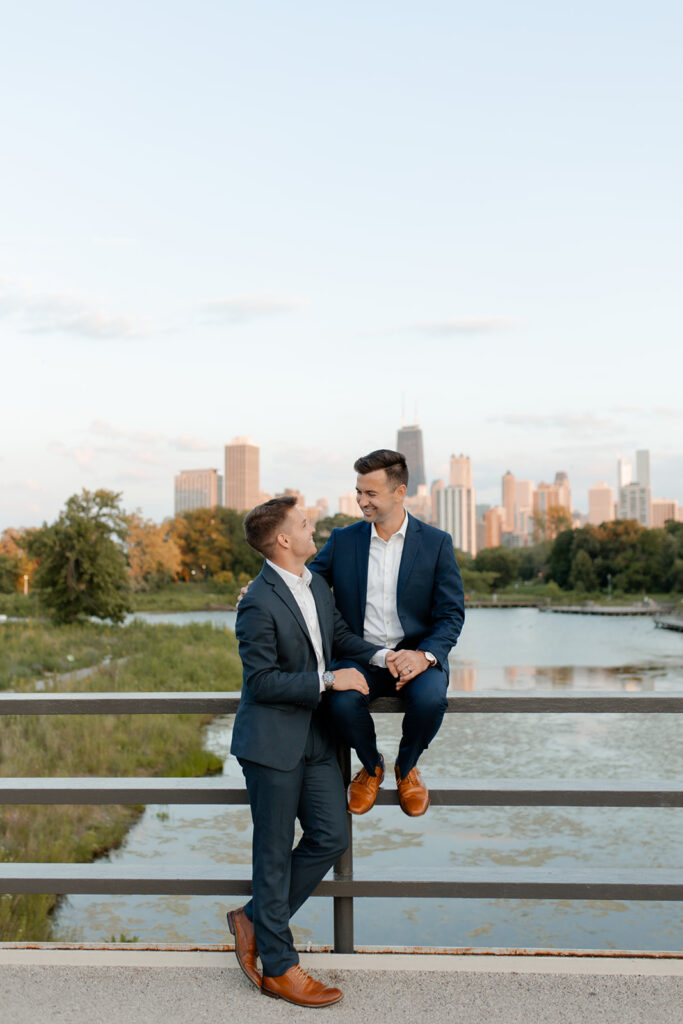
[169,435,215,453]
[489,412,616,432]
[89,420,164,444]
[409,317,518,335]
[200,295,304,325]
[48,441,97,470]
[0,276,154,339]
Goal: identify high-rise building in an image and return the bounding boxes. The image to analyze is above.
[404,484,432,522]
[224,437,260,512]
[449,453,473,488]
[554,471,572,514]
[339,492,363,518]
[501,471,515,532]
[651,499,678,529]
[430,478,445,525]
[617,457,632,492]
[396,424,426,496]
[636,450,651,490]
[514,479,535,538]
[588,483,615,526]
[484,506,505,549]
[174,469,223,515]
[618,483,651,527]
[437,482,476,556]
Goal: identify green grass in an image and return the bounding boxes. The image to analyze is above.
[131,582,237,612]
[0,620,242,941]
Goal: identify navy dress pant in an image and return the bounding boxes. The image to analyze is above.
[239,715,348,978]
[326,660,448,777]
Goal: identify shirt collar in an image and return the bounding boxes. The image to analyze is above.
[370,510,408,543]
[266,559,312,590]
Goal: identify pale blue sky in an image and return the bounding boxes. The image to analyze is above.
[1,1,682,528]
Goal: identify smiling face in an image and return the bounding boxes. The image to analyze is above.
[355,469,406,525]
[281,505,317,560]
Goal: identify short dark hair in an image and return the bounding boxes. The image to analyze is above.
[353,449,408,490]
[244,495,298,557]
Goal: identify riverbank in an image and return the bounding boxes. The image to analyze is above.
[0,620,241,941]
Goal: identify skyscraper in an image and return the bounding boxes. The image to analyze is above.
[396,424,425,496]
[501,471,515,532]
[449,454,473,488]
[224,437,260,512]
[437,483,477,556]
[174,469,223,515]
[588,483,614,526]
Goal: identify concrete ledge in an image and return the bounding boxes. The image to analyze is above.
[2,946,681,1024]
[1,945,681,975]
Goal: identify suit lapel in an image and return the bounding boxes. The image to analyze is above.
[356,522,371,621]
[262,564,316,654]
[397,514,421,602]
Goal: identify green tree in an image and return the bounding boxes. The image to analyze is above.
[170,507,262,580]
[473,547,521,588]
[28,490,131,624]
[313,513,360,552]
[568,548,598,592]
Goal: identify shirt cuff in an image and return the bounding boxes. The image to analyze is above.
[319,671,326,693]
[370,648,390,669]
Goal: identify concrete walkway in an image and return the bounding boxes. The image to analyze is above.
[1,947,681,1024]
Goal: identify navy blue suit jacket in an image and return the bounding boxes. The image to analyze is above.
[308,513,465,672]
[231,561,380,770]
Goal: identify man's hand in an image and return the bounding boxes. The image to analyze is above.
[386,650,430,691]
[331,668,369,695]
[236,580,253,606]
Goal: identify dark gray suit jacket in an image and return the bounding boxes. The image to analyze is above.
[231,561,380,770]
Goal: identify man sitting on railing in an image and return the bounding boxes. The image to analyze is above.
[227,495,386,1008]
[310,449,465,816]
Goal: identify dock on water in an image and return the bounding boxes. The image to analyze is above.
[655,615,683,633]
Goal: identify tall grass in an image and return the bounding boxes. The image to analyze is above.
[0,620,242,941]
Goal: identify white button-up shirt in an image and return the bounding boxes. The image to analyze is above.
[363,511,408,649]
[266,560,327,690]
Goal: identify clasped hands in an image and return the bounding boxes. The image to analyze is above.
[386,649,430,691]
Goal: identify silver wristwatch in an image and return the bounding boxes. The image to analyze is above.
[322,670,336,691]
[421,651,437,667]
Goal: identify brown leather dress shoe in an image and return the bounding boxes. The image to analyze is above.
[262,963,343,1007]
[395,765,430,816]
[347,755,384,814]
[226,907,261,989]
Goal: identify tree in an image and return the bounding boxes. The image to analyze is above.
[568,549,598,592]
[473,547,521,588]
[126,512,182,591]
[170,507,262,580]
[313,514,361,552]
[28,490,131,624]
[0,527,38,592]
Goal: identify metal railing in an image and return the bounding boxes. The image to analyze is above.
[1,690,682,952]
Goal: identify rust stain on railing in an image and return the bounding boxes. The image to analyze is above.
[2,941,681,959]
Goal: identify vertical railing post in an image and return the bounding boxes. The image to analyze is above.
[333,744,354,953]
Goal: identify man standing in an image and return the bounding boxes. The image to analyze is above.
[228,495,383,1007]
[310,449,465,817]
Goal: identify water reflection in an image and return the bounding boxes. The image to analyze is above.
[53,610,683,950]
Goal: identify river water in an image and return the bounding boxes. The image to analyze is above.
[54,609,683,950]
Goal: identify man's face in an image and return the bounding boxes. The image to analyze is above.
[356,470,405,524]
[283,506,317,559]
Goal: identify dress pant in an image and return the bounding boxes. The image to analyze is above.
[239,713,348,978]
[326,660,448,777]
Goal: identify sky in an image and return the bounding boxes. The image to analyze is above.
[1,1,682,529]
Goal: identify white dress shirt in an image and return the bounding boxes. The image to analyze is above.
[266,560,328,690]
[363,511,408,649]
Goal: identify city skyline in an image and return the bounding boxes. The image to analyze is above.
[2,4,682,528]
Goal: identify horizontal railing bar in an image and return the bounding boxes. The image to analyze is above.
[1,691,682,715]
[0,777,681,807]
[1,865,680,900]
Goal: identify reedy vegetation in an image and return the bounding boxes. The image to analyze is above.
[0,621,242,941]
